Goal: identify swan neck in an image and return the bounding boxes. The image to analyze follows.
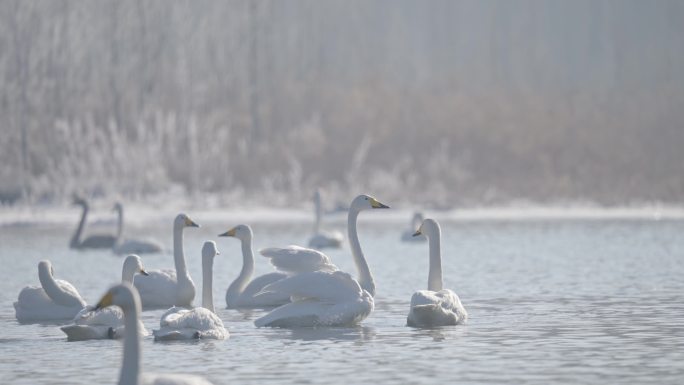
[119,298,141,385]
[313,198,322,233]
[202,254,214,313]
[226,238,255,305]
[427,229,443,292]
[121,266,135,284]
[115,206,124,241]
[38,266,83,307]
[173,223,189,278]
[70,204,88,248]
[348,208,375,296]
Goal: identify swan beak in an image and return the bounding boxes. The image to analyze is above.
[94,291,114,311]
[412,230,422,237]
[184,217,200,228]
[370,198,390,209]
[219,227,237,237]
[140,269,150,276]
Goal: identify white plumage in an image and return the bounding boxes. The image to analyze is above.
[308,189,344,249]
[112,202,164,255]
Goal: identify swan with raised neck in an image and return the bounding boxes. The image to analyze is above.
[413,218,443,291]
[219,224,256,307]
[38,260,86,308]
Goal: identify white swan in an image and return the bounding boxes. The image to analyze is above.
[254,194,389,328]
[133,213,199,309]
[401,211,426,242]
[14,260,86,323]
[308,189,344,249]
[60,255,151,341]
[219,224,337,308]
[94,283,215,385]
[407,218,467,327]
[153,241,228,341]
[112,203,164,255]
[70,196,117,249]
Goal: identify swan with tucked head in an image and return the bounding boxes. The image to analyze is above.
[70,196,117,250]
[14,260,86,323]
[401,211,426,242]
[219,224,337,308]
[153,241,228,340]
[94,283,215,385]
[407,218,467,327]
[61,255,151,341]
[308,189,344,249]
[112,202,164,255]
[133,213,199,309]
[254,194,389,328]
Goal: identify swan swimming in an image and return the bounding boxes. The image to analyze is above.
[406,218,467,328]
[94,283,215,385]
[401,212,426,242]
[308,189,344,249]
[60,255,151,341]
[153,241,228,341]
[254,194,389,328]
[133,213,199,309]
[112,202,164,255]
[70,196,117,249]
[14,260,86,323]
[219,224,337,308]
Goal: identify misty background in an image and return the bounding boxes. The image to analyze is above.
[1,0,683,208]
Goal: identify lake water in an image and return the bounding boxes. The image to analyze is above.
[1,211,683,384]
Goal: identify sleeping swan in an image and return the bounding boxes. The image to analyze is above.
[60,255,150,341]
[94,283,215,384]
[407,218,467,328]
[14,260,86,323]
[153,241,228,341]
[254,194,389,328]
[133,213,199,309]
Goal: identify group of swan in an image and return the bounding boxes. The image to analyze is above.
[71,196,163,255]
[14,193,468,385]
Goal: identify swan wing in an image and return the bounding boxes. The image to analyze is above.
[142,373,215,385]
[407,289,467,327]
[114,238,164,255]
[80,234,117,249]
[14,286,82,322]
[54,279,87,307]
[258,271,362,303]
[237,272,291,306]
[133,269,178,308]
[155,307,227,340]
[259,246,338,274]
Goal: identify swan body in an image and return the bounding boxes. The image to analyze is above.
[14,260,86,323]
[406,218,467,327]
[153,241,228,341]
[94,283,215,385]
[134,214,199,309]
[60,255,150,341]
[255,194,388,328]
[70,196,117,249]
[219,225,337,308]
[112,203,164,255]
[401,212,427,242]
[308,190,344,249]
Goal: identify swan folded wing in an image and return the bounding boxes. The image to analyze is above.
[54,279,87,307]
[257,271,362,303]
[81,234,117,248]
[239,272,289,300]
[254,292,373,327]
[73,306,123,326]
[409,289,467,325]
[141,373,215,385]
[114,239,164,255]
[134,269,177,306]
[259,246,338,274]
[160,307,224,331]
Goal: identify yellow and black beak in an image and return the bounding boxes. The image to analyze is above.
[219,227,237,237]
[94,291,114,311]
[412,229,422,237]
[184,217,200,228]
[370,197,390,209]
[140,269,149,276]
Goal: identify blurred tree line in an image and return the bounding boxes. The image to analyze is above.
[1,0,683,207]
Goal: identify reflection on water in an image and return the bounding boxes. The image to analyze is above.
[1,219,684,384]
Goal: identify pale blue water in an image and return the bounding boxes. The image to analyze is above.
[1,216,683,384]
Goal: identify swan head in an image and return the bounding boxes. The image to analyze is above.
[122,255,149,278]
[350,194,390,211]
[38,260,53,277]
[413,218,440,239]
[94,283,140,312]
[71,195,87,206]
[202,240,220,260]
[218,224,252,241]
[112,202,123,212]
[175,213,200,229]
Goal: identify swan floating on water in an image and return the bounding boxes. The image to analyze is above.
[94,283,215,385]
[308,190,344,249]
[133,214,199,309]
[401,212,426,242]
[407,218,467,328]
[112,202,164,255]
[60,255,151,341]
[254,194,389,328]
[70,196,117,250]
[219,224,337,308]
[153,241,229,341]
[14,260,86,323]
